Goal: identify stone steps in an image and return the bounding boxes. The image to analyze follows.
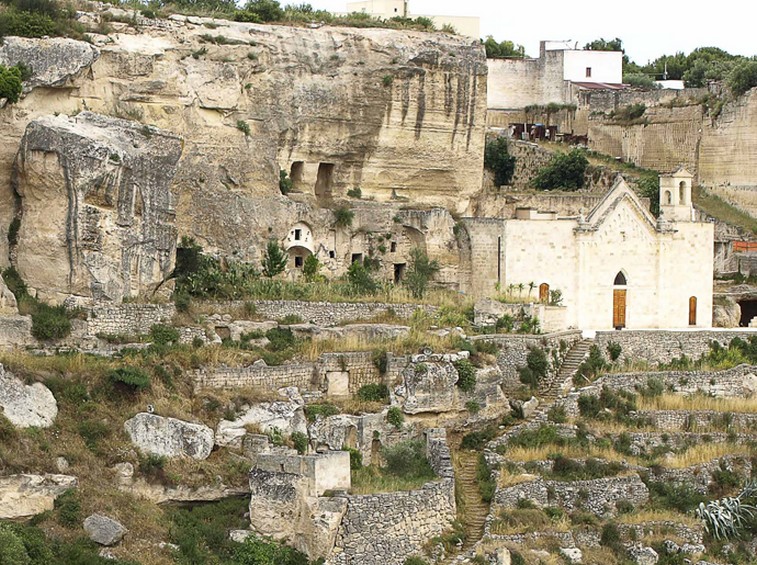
[452,450,489,552]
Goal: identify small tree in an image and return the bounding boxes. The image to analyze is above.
[404,247,440,299]
[484,136,516,187]
[302,253,320,282]
[261,239,288,278]
[347,261,378,295]
[0,64,24,105]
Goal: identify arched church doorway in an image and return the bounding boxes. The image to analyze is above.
[539,283,549,303]
[613,271,627,329]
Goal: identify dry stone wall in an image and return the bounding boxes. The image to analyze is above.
[331,430,455,565]
[594,330,757,364]
[85,303,176,337]
[241,300,436,327]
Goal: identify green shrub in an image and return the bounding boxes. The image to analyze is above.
[0,524,31,565]
[236,119,251,136]
[332,206,354,228]
[403,558,429,565]
[233,533,310,564]
[600,522,623,552]
[261,239,288,278]
[139,454,167,481]
[453,358,476,393]
[279,169,293,194]
[382,440,434,479]
[547,405,567,423]
[290,431,308,455]
[149,323,180,346]
[302,254,320,282]
[531,148,588,191]
[484,136,516,186]
[108,366,151,392]
[386,406,404,429]
[346,261,378,295]
[345,446,363,470]
[727,60,757,96]
[55,489,81,527]
[0,9,56,40]
[346,187,362,198]
[78,420,110,450]
[575,344,607,384]
[477,452,495,502]
[610,103,646,122]
[0,413,16,442]
[460,425,497,450]
[357,383,389,402]
[304,403,340,422]
[518,346,549,389]
[403,247,439,299]
[30,303,71,341]
[465,399,481,414]
[606,341,622,361]
[264,327,295,349]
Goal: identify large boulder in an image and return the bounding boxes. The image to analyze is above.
[13,112,182,303]
[0,474,77,519]
[124,413,214,460]
[216,401,307,448]
[0,364,57,428]
[83,514,128,546]
[399,358,460,414]
[712,299,741,327]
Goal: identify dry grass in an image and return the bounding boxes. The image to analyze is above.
[637,393,757,413]
[664,442,753,469]
[497,467,539,487]
[503,444,637,465]
[349,465,436,494]
[616,509,701,528]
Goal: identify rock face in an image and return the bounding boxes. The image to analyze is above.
[12,112,182,303]
[216,401,307,448]
[124,413,214,460]
[0,364,57,428]
[0,17,486,283]
[83,514,128,546]
[712,299,741,327]
[0,36,99,92]
[0,274,17,314]
[0,474,77,519]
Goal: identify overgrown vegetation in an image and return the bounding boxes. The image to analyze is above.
[0,63,27,104]
[517,346,549,389]
[531,148,588,191]
[403,247,439,299]
[484,136,516,187]
[351,439,435,494]
[482,36,526,59]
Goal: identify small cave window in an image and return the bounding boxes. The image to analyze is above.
[351,253,363,264]
[294,256,304,268]
[294,229,302,241]
[390,241,397,252]
[329,250,335,259]
[614,271,627,286]
[394,263,406,284]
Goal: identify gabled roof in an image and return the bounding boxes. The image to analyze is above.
[582,176,658,232]
[660,165,693,178]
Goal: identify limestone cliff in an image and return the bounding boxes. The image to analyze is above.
[0,13,487,274]
[13,112,182,303]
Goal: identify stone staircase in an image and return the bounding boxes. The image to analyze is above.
[529,338,594,424]
[454,450,489,550]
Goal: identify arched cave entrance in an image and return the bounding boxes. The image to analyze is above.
[739,300,757,327]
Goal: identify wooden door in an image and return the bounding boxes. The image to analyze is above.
[613,289,626,328]
[539,283,549,303]
[689,296,697,326]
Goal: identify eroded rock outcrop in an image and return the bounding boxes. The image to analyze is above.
[0,474,77,519]
[0,364,57,428]
[124,413,214,460]
[13,112,182,303]
[216,401,307,448]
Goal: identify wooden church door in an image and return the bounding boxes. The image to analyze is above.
[613,289,626,328]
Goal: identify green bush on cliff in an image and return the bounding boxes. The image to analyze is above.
[531,148,588,191]
[0,63,25,104]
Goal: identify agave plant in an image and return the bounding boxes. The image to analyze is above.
[696,481,757,539]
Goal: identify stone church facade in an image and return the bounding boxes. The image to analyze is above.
[461,169,714,330]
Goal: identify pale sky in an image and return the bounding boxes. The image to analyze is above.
[305,0,756,65]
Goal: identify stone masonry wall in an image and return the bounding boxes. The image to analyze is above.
[331,430,455,565]
[85,303,176,336]
[235,300,437,327]
[195,352,384,392]
[492,475,648,518]
[594,330,757,365]
[472,330,582,393]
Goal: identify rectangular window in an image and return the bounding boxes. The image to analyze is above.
[294,256,303,268]
[585,67,592,78]
[351,253,363,264]
[390,241,397,252]
[329,250,335,259]
[294,229,301,241]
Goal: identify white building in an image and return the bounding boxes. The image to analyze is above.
[488,40,624,109]
[345,0,480,39]
[461,169,714,329]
